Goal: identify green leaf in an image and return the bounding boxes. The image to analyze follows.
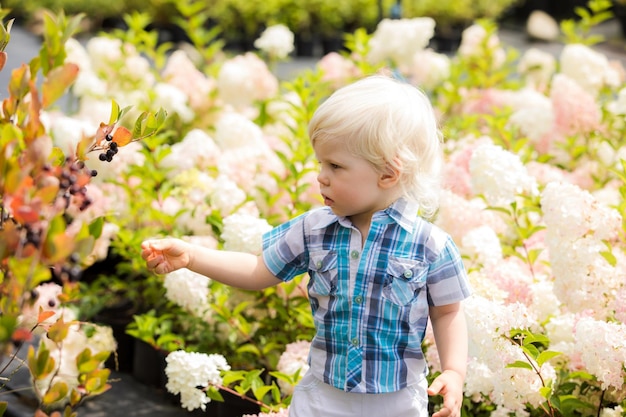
[506,360,533,370]
[206,386,224,402]
[108,100,120,125]
[47,318,70,343]
[539,386,552,399]
[84,369,111,394]
[252,385,275,401]
[536,350,561,367]
[236,343,261,357]
[42,381,69,404]
[527,248,543,264]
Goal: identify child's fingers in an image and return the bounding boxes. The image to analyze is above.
[427,379,444,396]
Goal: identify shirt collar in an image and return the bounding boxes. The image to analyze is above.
[310,197,419,233]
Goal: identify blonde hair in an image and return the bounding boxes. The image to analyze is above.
[308,75,443,219]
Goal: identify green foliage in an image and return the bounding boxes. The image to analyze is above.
[401,0,520,30]
[126,310,186,351]
[561,0,614,45]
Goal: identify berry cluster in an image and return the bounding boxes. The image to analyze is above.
[51,252,83,282]
[41,156,98,216]
[98,134,118,162]
[21,223,43,249]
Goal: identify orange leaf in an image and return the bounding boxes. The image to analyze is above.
[112,126,132,147]
[0,51,6,72]
[38,310,56,324]
[93,123,114,147]
[42,63,79,109]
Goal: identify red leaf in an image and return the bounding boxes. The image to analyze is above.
[12,327,33,342]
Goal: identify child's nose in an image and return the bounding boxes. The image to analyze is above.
[317,170,329,185]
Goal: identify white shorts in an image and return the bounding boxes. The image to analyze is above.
[289,372,429,417]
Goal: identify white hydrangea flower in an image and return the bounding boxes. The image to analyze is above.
[606,87,626,115]
[72,69,108,97]
[464,357,495,402]
[560,43,621,96]
[86,36,123,64]
[574,318,626,390]
[367,17,435,67]
[76,96,116,128]
[276,340,311,395]
[506,89,554,144]
[461,225,502,267]
[170,169,215,206]
[528,278,561,323]
[64,38,91,70]
[210,175,247,216]
[217,53,278,108]
[600,406,624,417]
[459,24,506,68]
[161,129,221,174]
[221,212,272,254]
[517,47,556,90]
[541,181,624,317]
[254,24,295,59]
[164,269,211,316]
[541,181,621,244]
[165,350,230,411]
[86,324,118,354]
[214,112,264,149]
[404,49,450,90]
[464,296,548,412]
[469,143,538,206]
[49,115,97,155]
[218,144,283,194]
[544,313,576,345]
[124,54,155,85]
[153,82,194,123]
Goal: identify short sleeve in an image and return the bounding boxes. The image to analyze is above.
[426,236,471,306]
[262,212,310,282]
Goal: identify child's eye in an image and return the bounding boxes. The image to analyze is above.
[330,163,340,169]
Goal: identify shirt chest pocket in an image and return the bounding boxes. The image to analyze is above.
[382,257,428,306]
[308,250,338,296]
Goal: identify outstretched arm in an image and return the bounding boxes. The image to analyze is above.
[141,238,282,290]
[427,302,467,417]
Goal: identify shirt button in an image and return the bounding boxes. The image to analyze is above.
[354,295,363,304]
[350,250,359,259]
[403,270,413,278]
[351,338,359,346]
[316,261,323,269]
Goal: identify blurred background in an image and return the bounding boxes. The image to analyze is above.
[3,0,626,57]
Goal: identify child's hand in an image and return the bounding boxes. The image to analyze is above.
[427,370,464,417]
[141,238,191,274]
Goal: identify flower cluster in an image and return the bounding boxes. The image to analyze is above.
[165,350,230,411]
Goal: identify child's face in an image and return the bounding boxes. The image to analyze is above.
[314,138,390,227]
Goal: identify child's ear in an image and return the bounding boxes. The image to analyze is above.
[379,161,401,188]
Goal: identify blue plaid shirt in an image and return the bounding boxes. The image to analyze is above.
[262,198,470,394]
